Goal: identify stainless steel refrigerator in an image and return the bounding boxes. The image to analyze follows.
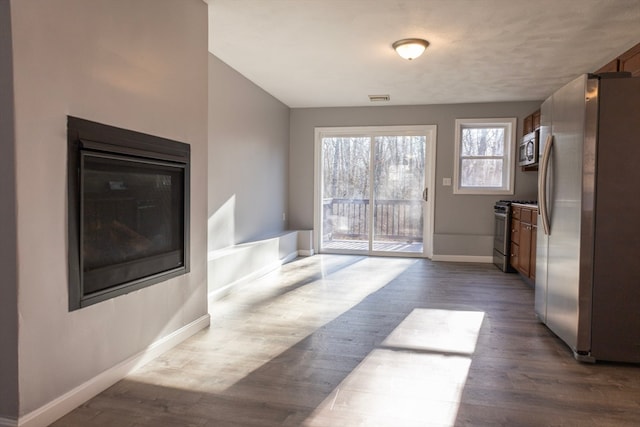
[535,73,640,363]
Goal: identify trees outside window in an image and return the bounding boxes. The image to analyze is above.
[453,118,516,195]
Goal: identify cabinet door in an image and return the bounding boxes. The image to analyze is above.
[511,218,521,245]
[530,225,537,280]
[510,241,520,270]
[519,222,532,276]
[532,110,541,130]
[595,58,619,74]
[620,44,640,77]
[523,116,533,135]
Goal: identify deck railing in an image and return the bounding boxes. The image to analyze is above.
[323,198,423,241]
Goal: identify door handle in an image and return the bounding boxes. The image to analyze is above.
[423,188,428,202]
[538,134,553,235]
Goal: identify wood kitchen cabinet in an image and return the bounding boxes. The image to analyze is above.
[620,43,640,77]
[594,42,640,77]
[522,109,541,137]
[532,110,541,130]
[510,204,538,282]
[521,109,541,172]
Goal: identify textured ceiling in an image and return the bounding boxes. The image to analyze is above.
[207,0,640,108]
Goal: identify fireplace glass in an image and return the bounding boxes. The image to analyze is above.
[68,116,190,310]
[82,154,185,294]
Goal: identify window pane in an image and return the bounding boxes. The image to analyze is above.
[460,159,503,187]
[321,137,370,200]
[321,137,370,248]
[461,127,505,156]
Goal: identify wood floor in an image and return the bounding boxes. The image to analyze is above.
[52,255,640,426]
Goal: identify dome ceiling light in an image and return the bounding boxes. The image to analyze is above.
[392,38,429,60]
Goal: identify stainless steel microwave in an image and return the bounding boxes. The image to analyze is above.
[519,130,539,166]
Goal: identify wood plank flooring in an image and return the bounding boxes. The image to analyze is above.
[52,255,640,426]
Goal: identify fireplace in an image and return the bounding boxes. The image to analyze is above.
[67,117,190,310]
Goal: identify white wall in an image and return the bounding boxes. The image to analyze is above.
[10,0,208,417]
[289,102,541,257]
[0,0,18,420]
[208,54,290,253]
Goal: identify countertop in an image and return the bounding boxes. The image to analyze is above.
[511,203,538,209]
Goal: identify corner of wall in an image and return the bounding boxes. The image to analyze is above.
[0,0,19,420]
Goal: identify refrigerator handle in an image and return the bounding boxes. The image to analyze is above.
[538,134,554,235]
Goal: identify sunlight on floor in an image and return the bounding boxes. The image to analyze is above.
[303,309,485,427]
[130,256,418,394]
[382,309,485,355]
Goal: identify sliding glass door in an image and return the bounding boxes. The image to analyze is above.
[372,135,425,253]
[316,126,436,257]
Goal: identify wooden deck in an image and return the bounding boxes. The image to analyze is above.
[53,255,640,426]
[322,239,423,253]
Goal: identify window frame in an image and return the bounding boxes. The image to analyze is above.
[453,117,516,195]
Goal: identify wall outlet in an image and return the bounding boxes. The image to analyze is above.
[282,212,286,221]
[443,177,452,186]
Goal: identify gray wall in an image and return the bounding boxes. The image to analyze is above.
[289,102,541,257]
[10,0,208,416]
[0,0,18,420]
[208,54,290,252]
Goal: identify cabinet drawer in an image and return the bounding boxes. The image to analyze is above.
[512,206,521,220]
[521,208,532,224]
[511,219,521,244]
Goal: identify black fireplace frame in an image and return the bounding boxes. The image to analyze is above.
[67,116,190,310]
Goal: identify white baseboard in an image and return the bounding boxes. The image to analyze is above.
[17,314,210,427]
[281,250,299,264]
[298,249,314,257]
[0,417,17,427]
[208,250,300,302]
[208,259,282,301]
[431,255,493,263]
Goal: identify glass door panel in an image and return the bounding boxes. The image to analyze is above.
[372,136,425,253]
[321,137,370,252]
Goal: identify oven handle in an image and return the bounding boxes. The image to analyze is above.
[538,134,553,235]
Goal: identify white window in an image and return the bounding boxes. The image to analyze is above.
[453,118,516,195]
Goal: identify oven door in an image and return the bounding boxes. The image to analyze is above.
[493,210,514,272]
[493,211,509,255]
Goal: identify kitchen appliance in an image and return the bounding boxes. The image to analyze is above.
[493,200,536,272]
[536,73,640,363]
[518,130,539,166]
[493,201,513,272]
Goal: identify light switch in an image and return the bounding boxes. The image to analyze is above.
[443,178,452,186]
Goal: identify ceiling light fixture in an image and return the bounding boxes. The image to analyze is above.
[392,38,429,60]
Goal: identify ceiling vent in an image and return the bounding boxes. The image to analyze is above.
[368,94,390,102]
